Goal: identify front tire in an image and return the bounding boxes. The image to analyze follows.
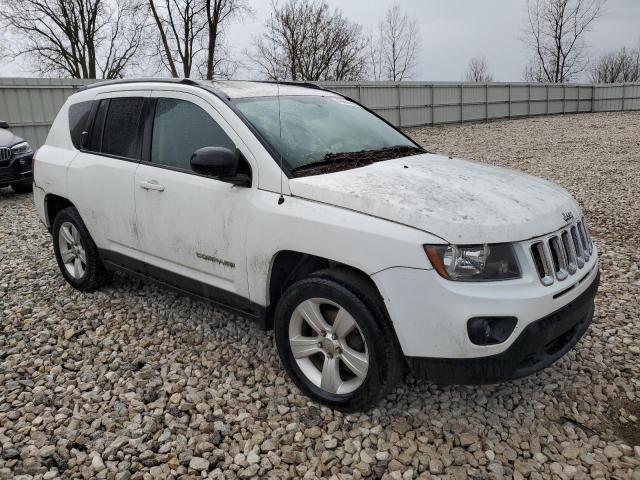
[52,207,112,291]
[274,269,404,411]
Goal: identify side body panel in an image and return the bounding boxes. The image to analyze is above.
[245,189,442,307]
[33,96,83,226]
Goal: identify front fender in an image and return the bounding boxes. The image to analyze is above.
[246,190,442,306]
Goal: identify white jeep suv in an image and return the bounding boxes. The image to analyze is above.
[33,79,599,411]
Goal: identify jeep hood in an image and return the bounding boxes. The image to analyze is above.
[288,154,581,244]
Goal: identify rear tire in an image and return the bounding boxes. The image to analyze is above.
[11,181,33,193]
[52,207,113,291]
[274,268,404,411]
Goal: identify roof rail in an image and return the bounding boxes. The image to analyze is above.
[78,78,201,91]
[252,80,326,91]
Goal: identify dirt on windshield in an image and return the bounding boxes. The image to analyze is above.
[290,145,424,178]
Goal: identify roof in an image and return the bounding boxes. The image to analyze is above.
[79,78,335,100]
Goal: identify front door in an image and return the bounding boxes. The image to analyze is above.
[133,91,254,305]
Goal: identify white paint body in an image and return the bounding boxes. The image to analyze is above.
[33,80,598,360]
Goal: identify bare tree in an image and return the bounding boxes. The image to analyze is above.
[368,4,420,81]
[148,0,247,79]
[590,47,640,83]
[249,0,366,81]
[465,56,494,82]
[365,30,385,81]
[203,0,251,80]
[148,0,207,78]
[0,0,147,79]
[522,0,605,83]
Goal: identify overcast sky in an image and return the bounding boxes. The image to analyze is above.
[1,0,639,81]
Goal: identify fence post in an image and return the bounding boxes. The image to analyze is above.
[528,84,531,116]
[357,83,363,103]
[430,85,435,127]
[507,84,511,118]
[546,85,549,114]
[577,86,581,112]
[562,85,566,114]
[396,83,402,127]
[622,84,626,111]
[591,85,596,112]
[485,84,489,121]
[459,84,464,123]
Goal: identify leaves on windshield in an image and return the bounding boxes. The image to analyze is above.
[290,145,425,178]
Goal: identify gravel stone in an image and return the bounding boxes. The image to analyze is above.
[188,456,209,471]
[488,462,505,476]
[563,445,581,460]
[459,432,479,447]
[603,445,623,458]
[247,450,260,465]
[429,458,444,474]
[90,454,105,472]
[261,439,276,452]
[38,445,55,458]
[1,112,639,479]
[376,451,390,461]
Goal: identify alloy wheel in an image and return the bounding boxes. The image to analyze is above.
[58,221,87,280]
[288,298,369,395]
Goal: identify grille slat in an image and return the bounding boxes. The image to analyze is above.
[570,226,585,268]
[561,231,578,274]
[549,235,569,281]
[530,217,594,286]
[577,221,592,257]
[531,241,554,286]
[0,147,11,162]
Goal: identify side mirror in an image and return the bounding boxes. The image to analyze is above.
[191,146,238,177]
[0,121,9,129]
[190,146,251,187]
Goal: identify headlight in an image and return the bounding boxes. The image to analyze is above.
[11,141,33,155]
[424,243,521,281]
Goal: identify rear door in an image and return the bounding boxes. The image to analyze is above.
[67,91,149,257]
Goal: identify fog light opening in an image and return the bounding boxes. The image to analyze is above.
[467,316,517,346]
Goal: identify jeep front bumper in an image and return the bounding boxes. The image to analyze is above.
[371,246,599,383]
[406,271,598,384]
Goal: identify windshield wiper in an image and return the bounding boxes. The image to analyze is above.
[290,145,426,177]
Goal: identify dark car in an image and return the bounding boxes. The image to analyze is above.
[0,120,34,193]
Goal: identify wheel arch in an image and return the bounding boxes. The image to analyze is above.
[44,194,75,230]
[266,250,389,331]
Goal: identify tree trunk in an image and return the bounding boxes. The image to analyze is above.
[149,0,179,77]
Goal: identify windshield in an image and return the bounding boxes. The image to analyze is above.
[233,95,421,176]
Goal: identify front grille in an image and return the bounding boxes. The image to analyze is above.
[0,147,11,162]
[530,218,593,286]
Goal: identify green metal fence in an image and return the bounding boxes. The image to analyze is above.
[1,78,639,148]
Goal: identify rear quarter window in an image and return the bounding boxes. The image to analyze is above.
[68,101,93,149]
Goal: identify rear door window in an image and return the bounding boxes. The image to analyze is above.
[100,97,144,159]
[89,99,108,153]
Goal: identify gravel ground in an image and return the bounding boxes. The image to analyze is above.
[1,111,640,480]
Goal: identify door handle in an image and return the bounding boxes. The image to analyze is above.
[139,180,165,192]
